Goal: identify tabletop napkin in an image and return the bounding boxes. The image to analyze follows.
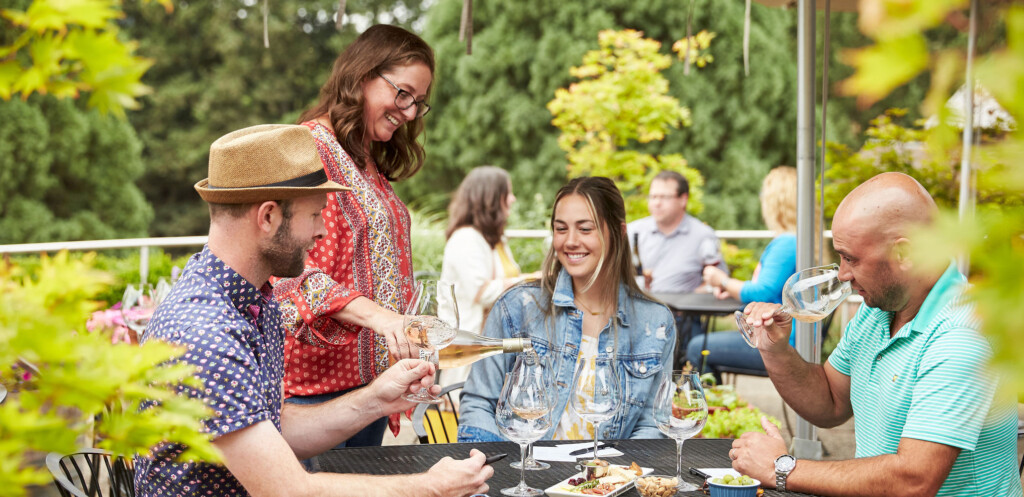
[533,443,625,462]
[699,468,742,480]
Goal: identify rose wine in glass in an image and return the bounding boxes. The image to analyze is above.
[509,351,553,471]
[403,280,459,404]
[496,369,552,497]
[735,263,852,347]
[653,370,707,492]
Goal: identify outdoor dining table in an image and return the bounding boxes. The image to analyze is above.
[312,438,817,496]
[651,293,745,370]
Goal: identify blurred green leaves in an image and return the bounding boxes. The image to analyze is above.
[0,0,169,117]
[0,251,218,496]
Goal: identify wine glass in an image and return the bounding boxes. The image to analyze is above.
[698,238,722,293]
[120,281,168,339]
[570,354,620,461]
[653,370,708,492]
[510,351,553,471]
[403,280,459,404]
[496,367,553,496]
[735,263,852,347]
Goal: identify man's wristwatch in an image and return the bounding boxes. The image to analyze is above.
[774,454,796,492]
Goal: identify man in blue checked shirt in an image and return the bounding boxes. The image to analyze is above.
[730,173,1022,497]
[134,124,492,497]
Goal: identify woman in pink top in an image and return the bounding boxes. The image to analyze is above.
[272,25,434,446]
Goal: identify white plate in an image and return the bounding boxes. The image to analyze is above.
[544,465,653,496]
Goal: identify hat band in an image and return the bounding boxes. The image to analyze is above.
[208,169,329,190]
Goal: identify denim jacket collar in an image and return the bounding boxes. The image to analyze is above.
[551,269,631,329]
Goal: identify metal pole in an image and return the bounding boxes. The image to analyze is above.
[792,0,823,461]
[957,0,978,276]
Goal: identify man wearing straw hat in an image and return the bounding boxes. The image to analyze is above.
[134,124,493,497]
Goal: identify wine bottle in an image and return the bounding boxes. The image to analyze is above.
[437,328,531,369]
[632,232,645,288]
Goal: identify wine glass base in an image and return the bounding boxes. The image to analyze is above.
[676,481,699,492]
[500,485,544,497]
[510,459,550,471]
[402,392,443,404]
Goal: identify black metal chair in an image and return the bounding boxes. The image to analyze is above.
[46,448,135,497]
[412,382,464,444]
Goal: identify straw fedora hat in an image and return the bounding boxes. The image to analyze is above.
[195,124,349,204]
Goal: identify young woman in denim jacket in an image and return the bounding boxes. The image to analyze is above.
[458,177,676,443]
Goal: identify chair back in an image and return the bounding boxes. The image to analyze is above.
[412,382,464,444]
[46,449,135,497]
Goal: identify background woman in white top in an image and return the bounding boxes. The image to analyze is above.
[439,166,537,387]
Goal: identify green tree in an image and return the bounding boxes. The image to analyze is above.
[119,0,427,236]
[0,97,152,244]
[547,28,704,220]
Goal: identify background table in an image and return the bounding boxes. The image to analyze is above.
[651,293,744,370]
[313,438,816,496]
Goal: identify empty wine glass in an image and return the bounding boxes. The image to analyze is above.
[570,354,620,461]
[653,370,708,492]
[403,280,459,404]
[510,351,554,471]
[496,367,553,497]
[735,263,852,347]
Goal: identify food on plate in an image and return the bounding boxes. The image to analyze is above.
[635,475,679,497]
[578,458,611,479]
[559,463,645,495]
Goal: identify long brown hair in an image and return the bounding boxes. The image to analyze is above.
[445,166,511,248]
[299,25,435,181]
[540,177,643,303]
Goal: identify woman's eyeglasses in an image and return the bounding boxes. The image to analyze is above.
[377,72,431,118]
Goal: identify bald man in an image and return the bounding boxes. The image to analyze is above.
[729,173,1022,497]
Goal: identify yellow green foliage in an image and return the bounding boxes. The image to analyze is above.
[547,29,706,220]
[0,0,172,117]
[0,251,218,496]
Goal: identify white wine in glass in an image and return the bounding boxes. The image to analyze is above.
[735,263,852,347]
[496,369,552,497]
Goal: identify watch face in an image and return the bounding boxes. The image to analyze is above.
[775,455,796,472]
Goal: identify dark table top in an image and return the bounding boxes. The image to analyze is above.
[651,293,744,315]
[313,438,815,496]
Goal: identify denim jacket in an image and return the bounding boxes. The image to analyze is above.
[457,269,676,442]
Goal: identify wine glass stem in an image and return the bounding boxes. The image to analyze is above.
[518,443,529,489]
[526,442,534,464]
[593,422,601,458]
[675,438,685,481]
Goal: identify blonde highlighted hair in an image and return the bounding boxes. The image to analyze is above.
[760,166,797,233]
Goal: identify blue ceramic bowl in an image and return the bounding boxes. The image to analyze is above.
[706,477,760,497]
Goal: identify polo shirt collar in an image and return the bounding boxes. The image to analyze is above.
[907,262,965,335]
[646,215,690,237]
[551,268,630,327]
[193,245,265,316]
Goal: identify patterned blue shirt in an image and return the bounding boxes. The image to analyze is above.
[134,246,284,497]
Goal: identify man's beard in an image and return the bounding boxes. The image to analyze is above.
[262,217,307,278]
[868,270,907,312]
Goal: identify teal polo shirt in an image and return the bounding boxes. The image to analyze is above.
[828,263,1023,497]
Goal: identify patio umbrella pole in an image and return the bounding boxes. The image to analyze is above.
[792,0,824,461]
[957,0,978,276]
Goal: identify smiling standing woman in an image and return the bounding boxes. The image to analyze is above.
[271,25,434,447]
[458,177,677,443]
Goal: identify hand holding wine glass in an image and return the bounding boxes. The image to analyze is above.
[403,280,459,404]
[570,354,620,461]
[698,239,723,293]
[496,368,553,497]
[653,370,708,492]
[735,263,852,348]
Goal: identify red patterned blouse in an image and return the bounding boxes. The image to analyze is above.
[272,122,414,432]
